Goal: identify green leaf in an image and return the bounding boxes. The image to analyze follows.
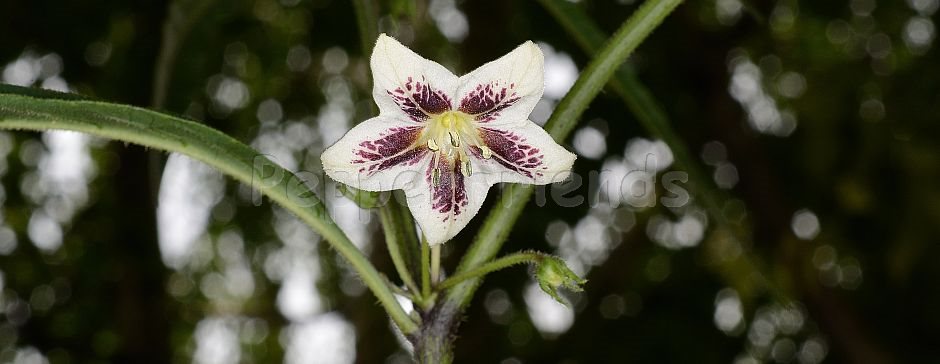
[0,84,419,334]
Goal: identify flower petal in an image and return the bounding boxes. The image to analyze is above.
[403,153,491,246]
[321,116,430,191]
[471,121,576,184]
[371,34,460,122]
[456,41,544,125]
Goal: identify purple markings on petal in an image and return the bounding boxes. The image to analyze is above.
[426,154,469,220]
[479,127,545,178]
[458,82,520,122]
[353,126,427,174]
[388,76,452,121]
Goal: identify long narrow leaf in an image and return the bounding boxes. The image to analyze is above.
[0,85,419,334]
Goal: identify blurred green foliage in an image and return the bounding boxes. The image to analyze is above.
[0,0,939,363]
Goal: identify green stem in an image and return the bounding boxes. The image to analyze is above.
[352,0,380,58]
[437,251,543,291]
[379,202,421,295]
[430,244,441,285]
[539,0,788,302]
[151,0,218,109]
[446,0,684,310]
[421,237,431,299]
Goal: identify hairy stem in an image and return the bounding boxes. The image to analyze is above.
[436,251,543,290]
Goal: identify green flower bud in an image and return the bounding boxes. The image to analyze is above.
[536,256,587,306]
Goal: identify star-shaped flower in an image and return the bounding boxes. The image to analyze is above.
[322,34,576,246]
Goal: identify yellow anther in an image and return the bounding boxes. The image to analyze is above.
[427,138,440,151]
[479,146,492,159]
[432,168,441,186]
[448,131,461,147]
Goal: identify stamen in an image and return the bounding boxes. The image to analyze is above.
[462,160,472,177]
[427,138,439,151]
[479,146,492,159]
[448,131,461,147]
[432,168,441,186]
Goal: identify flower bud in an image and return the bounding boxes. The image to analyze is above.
[536,256,587,306]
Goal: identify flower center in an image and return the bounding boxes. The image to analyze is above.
[421,111,493,182]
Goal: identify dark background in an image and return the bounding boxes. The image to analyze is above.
[1,0,938,363]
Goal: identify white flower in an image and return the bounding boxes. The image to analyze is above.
[321,34,576,246]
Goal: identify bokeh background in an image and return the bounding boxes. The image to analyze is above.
[1,0,939,363]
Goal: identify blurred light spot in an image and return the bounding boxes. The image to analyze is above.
[599,294,625,319]
[430,0,469,42]
[647,211,707,249]
[839,257,863,289]
[716,0,743,25]
[544,219,571,248]
[523,283,574,336]
[812,245,837,270]
[644,254,671,282]
[572,126,607,159]
[625,138,674,172]
[0,226,17,255]
[322,47,349,74]
[734,355,760,364]
[194,317,241,364]
[866,33,893,59]
[158,154,224,269]
[484,289,513,324]
[286,45,312,72]
[84,41,112,66]
[11,347,48,364]
[40,76,68,92]
[776,71,806,98]
[770,4,797,34]
[714,288,744,334]
[850,0,876,16]
[859,98,885,122]
[701,141,728,166]
[283,313,356,364]
[798,336,828,364]
[277,266,323,321]
[908,0,939,14]
[791,209,820,240]
[772,338,797,363]
[208,76,251,114]
[256,99,284,123]
[903,17,935,54]
[539,43,579,100]
[6,298,31,326]
[37,53,62,79]
[530,99,554,125]
[826,20,852,45]
[714,162,739,189]
[729,58,796,136]
[568,213,614,269]
[27,211,62,252]
[748,312,776,349]
[242,318,269,345]
[2,53,40,86]
[28,285,55,313]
